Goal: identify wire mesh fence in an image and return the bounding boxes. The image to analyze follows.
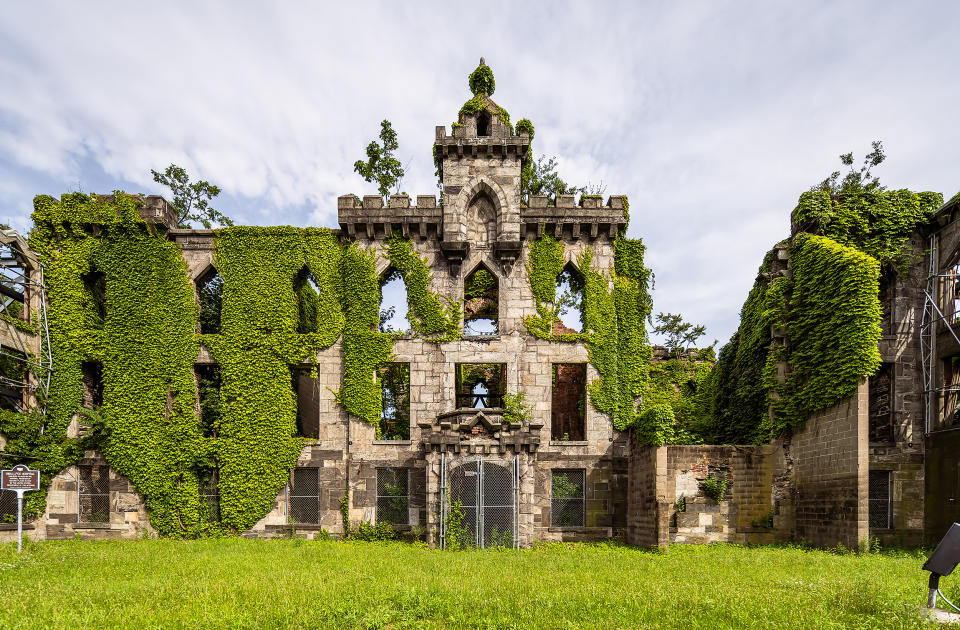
[868,470,892,529]
[376,467,409,525]
[78,465,110,523]
[551,469,585,527]
[0,489,18,523]
[289,467,321,524]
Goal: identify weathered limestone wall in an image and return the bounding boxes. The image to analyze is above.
[1,453,153,543]
[792,380,869,549]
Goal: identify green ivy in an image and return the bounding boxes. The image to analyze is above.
[523,233,654,433]
[20,196,457,534]
[766,233,882,429]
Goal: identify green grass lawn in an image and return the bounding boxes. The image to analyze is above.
[0,538,945,629]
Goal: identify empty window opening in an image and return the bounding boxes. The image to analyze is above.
[196,364,222,438]
[456,363,505,409]
[378,268,408,333]
[940,354,960,430]
[81,269,106,328]
[290,367,320,439]
[78,464,110,523]
[946,262,960,324]
[869,363,893,443]
[379,362,410,440]
[552,363,586,441]
[294,267,320,334]
[289,467,321,524]
[0,346,27,412]
[464,265,499,335]
[376,467,409,525]
[198,466,220,523]
[81,360,104,409]
[555,264,585,334]
[868,470,892,529]
[477,111,491,137]
[197,268,223,335]
[551,469,585,527]
[0,243,27,322]
[879,267,895,335]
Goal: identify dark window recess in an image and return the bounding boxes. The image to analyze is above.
[0,489,18,523]
[555,263,585,334]
[941,355,960,429]
[294,266,319,334]
[378,267,408,333]
[289,467,321,524]
[879,267,895,335]
[376,467,409,525]
[464,264,498,336]
[290,367,320,439]
[81,270,106,328]
[456,363,505,409]
[81,361,104,409]
[197,268,223,335]
[198,467,220,523]
[78,465,110,523]
[477,111,491,137]
[0,346,27,412]
[868,470,892,529]
[869,363,893,443]
[196,364,222,438]
[551,469,585,527]
[552,363,586,441]
[379,362,410,440]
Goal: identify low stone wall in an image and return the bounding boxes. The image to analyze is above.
[626,442,789,548]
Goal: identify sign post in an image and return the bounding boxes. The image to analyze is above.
[1,464,40,553]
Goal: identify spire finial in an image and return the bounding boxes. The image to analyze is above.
[480,56,485,66]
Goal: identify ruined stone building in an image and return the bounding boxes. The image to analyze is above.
[0,64,957,549]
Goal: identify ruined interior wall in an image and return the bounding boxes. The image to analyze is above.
[792,380,868,549]
[625,442,668,549]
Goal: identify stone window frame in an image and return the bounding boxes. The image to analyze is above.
[462,261,501,337]
[550,468,586,528]
[378,362,411,441]
[375,467,410,526]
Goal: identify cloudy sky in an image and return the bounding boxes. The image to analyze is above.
[2,1,958,345]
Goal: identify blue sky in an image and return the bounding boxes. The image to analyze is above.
[2,1,958,345]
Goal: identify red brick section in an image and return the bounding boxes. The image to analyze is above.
[551,363,585,440]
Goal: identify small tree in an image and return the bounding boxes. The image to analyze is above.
[812,140,886,197]
[151,164,233,228]
[653,312,706,358]
[354,120,405,198]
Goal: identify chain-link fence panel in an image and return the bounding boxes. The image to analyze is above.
[289,467,320,524]
[376,467,409,525]
[551,469,585,527]
[443,456,517,549]
[79,465,110,523]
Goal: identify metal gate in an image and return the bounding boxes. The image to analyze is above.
[440,454,519,549]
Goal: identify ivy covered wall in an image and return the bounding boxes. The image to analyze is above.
[22,193,458,535]
[701,188,943,444]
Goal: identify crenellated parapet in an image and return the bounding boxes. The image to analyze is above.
[521,195,627,241]
[337,194,441,241]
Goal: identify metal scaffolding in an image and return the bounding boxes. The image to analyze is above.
[920,234,960,434]
[0,229,52,415]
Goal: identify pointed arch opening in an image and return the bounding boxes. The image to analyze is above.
[294,266,320,334]
[378,267,408,333]
[464,263,499,336]
[196,267,223,335]
[555,262,585,334]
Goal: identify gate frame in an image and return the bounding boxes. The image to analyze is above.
[439,452,519,549]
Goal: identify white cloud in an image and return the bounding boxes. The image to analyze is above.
[1,0,959,343]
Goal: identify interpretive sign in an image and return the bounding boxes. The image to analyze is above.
[1,464,40,491]
[1,464,41,552]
